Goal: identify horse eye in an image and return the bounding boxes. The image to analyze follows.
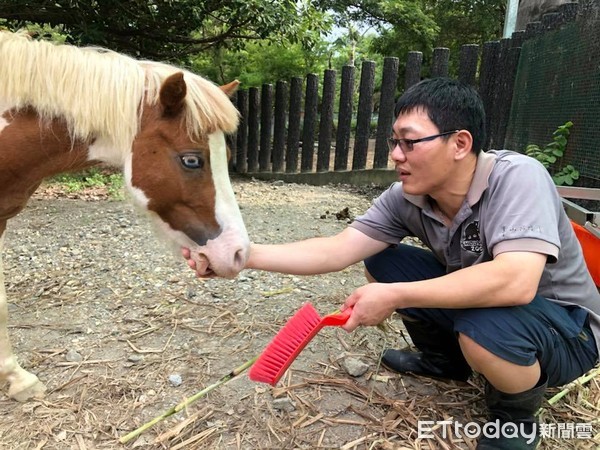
[180,154,204,169]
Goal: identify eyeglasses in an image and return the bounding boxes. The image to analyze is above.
[387,130,459,153]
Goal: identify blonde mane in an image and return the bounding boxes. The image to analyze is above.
[0,31,238,152]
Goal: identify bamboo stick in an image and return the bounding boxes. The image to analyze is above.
[547,366,600,406]
[119,356,257,444]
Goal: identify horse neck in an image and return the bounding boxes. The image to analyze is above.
[0,111,103,222]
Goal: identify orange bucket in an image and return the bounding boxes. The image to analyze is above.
[572,221,600,287]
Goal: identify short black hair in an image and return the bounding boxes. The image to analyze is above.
[394,77,486,155]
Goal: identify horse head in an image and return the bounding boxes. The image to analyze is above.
[123,72,249,278]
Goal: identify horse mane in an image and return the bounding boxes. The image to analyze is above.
[0,31,238,152]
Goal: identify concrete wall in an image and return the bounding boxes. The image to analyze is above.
[516,0,572,30]
[517,0,600,30]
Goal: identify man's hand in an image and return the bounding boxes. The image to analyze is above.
[181,247,217,279]
[341,282,400,332]
[181,247,194,269]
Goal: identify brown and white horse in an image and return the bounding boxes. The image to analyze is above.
[0,31,249,401]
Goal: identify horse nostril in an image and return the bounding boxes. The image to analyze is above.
[233,248,246,269]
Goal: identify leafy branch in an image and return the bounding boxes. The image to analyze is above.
[525,121,580,186]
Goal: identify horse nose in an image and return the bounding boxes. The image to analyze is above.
[198,236,249,278]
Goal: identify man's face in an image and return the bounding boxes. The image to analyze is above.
[390,108,457,197]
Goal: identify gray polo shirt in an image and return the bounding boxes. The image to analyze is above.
[351,150,600,352]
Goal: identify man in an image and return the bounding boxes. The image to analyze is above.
[184,78,600,449]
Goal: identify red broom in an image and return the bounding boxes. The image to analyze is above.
[248,302,352,386]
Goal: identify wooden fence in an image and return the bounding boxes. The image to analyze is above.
[227,2,580,185]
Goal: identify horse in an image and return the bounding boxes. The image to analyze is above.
[0,31,250,401]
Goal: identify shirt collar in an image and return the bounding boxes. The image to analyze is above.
[467,150,496,205]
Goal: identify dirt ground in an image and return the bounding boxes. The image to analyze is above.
[0,177,598,450]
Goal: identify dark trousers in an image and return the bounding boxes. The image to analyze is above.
[365,244,599,387]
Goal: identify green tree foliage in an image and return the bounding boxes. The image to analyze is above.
[0,0,506,90]
[322,0,505,79]
[428,0,505,48]
[191,9,333,86]
[0,0,331,61]
[334,0,439,57]
[192,39,331,87]
[424,0,505,74]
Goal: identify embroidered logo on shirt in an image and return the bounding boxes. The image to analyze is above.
[461,220,482,253]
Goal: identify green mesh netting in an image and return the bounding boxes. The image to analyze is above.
[505,20,600,184]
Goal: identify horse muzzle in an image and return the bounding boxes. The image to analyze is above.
[190,226,250,279]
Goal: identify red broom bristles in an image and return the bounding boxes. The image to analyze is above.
[248,303,351,386]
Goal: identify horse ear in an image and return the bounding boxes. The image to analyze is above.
[220,80,240,97]
[159,72,187,116]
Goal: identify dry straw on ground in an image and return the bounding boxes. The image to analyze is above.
[0,177,598,449]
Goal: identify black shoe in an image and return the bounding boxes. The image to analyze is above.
[381,318,472,381]
[381,348,472,382]
[476,375,547,449]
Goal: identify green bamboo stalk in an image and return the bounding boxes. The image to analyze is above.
[119,356,257,444]
[547,366,600,406]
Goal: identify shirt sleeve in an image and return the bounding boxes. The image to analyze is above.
[349,182,411,245]
[482,155,562,263]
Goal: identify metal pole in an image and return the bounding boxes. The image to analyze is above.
[503,0,519,37]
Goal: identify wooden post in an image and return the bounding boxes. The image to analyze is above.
[317,69,336,172]
[524,21,544,40]
[301,73,319,172]
[228,92,238,171]
[541,12,561,31]
[478,41,500,150]
[272,80,288,173]
[235,89,248,173]
[352,61,375,170]
[511,30,526,48]
[458,44,479,86]
[286,77,303,173]
[557,1,579,24]
[259,84,273,172]
[247,87,260,172]
[497,45,521,149]
[488,38,511,149]
[405,51,423,90]
[431,47,450,77]
[334,65,355,171]
[374,57,399,169]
